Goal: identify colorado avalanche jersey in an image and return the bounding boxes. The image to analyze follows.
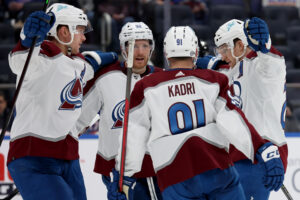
[7,40,94,164]
[115,68,266,191]
[221,47,288,169]
[70,61,162,177]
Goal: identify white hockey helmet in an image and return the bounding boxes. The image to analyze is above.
[119,22,155,60]
[164,26,199,64]
[46,3,92,45]
[214,19,248,48]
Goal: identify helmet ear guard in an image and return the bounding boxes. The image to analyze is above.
[46,3,92,45]
[119,22,155,61]
[163,26,199,65]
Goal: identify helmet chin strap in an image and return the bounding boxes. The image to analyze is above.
[55,32,75,56]
[230,44,247,65]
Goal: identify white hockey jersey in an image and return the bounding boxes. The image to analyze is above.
[70,61,162,177]
[7,41,94,164]
[115,68,267,191]
[217,47,288,169]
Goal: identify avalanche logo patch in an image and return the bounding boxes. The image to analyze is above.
[227,81,243,109]
[111,100,125,129]
[59,67,86,110]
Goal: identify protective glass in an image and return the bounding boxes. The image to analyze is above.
[74,21,93,34]
[214,44,230,57]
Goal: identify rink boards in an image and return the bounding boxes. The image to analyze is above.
[0,133,299,200]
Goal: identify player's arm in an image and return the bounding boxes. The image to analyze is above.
[196,55,232,80]
[112,81,150,199]
[82,51,118,72]
[215,75,284,191]
[116,82,150,176]
[9,11,55,76]
[244,17,286,77]
[214,74,266,160]
[70,80,103,136]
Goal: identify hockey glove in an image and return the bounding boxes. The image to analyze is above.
[107,169,126,200]
[122,175,137,200]
[256,142,284,191]
[244,17,271,53]
[82,51,118,72]
[20,11,55,48]
[196,55,220,70]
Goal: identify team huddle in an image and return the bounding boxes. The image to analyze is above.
[6,2,287,200]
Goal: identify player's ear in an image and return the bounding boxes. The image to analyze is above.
[57,26,71,42]
[237,40,245,51]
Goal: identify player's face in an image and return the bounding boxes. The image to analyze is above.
[70,26,86,54]
[218,42,243,68]
[126,40,151,72]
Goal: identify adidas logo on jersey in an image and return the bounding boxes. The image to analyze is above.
[175,71,185,77]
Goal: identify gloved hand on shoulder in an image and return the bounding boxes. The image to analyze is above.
[20,11,55,48]
[256,142,284,191]
[244,17,271,53]
[196,55,221,70]
[82,51,118,72]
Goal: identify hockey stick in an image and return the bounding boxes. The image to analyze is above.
[119,39,135,192]
[281,184,294,200]
[0,0,51,147]
[0,188,19,200]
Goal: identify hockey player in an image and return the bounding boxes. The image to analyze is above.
[6,3,110,200]
[70,22,163,199]
[112,26,284,200]
[198,18,288,199]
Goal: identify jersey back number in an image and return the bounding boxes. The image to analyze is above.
[168,99,206,135]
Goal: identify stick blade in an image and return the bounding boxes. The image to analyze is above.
[126,40,135,69]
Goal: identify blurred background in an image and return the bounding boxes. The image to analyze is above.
[0,0,300,133]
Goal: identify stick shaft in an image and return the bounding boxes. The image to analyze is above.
[119,40,135,192]
[281,184,294,200]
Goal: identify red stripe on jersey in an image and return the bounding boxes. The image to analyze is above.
[230,143,288,171]
[94,154,116,176]
[83,63,162,95]
[11,40,29,53]
[270,46,283,57]
[72,53,85,60]
[130,69,229,109]
[156,136,232,191]
[11,41,85,60]
[216,64,230,70]
[133,154,156,178]
[11,40,62,57]
[83,61,124,95]
[246,46,283,60]
[218,79,265,156]
[246,50,258,59]
[7,134,79,164]
[94,153,156,178]
[279,144,288,171]
[40,41,62,57]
